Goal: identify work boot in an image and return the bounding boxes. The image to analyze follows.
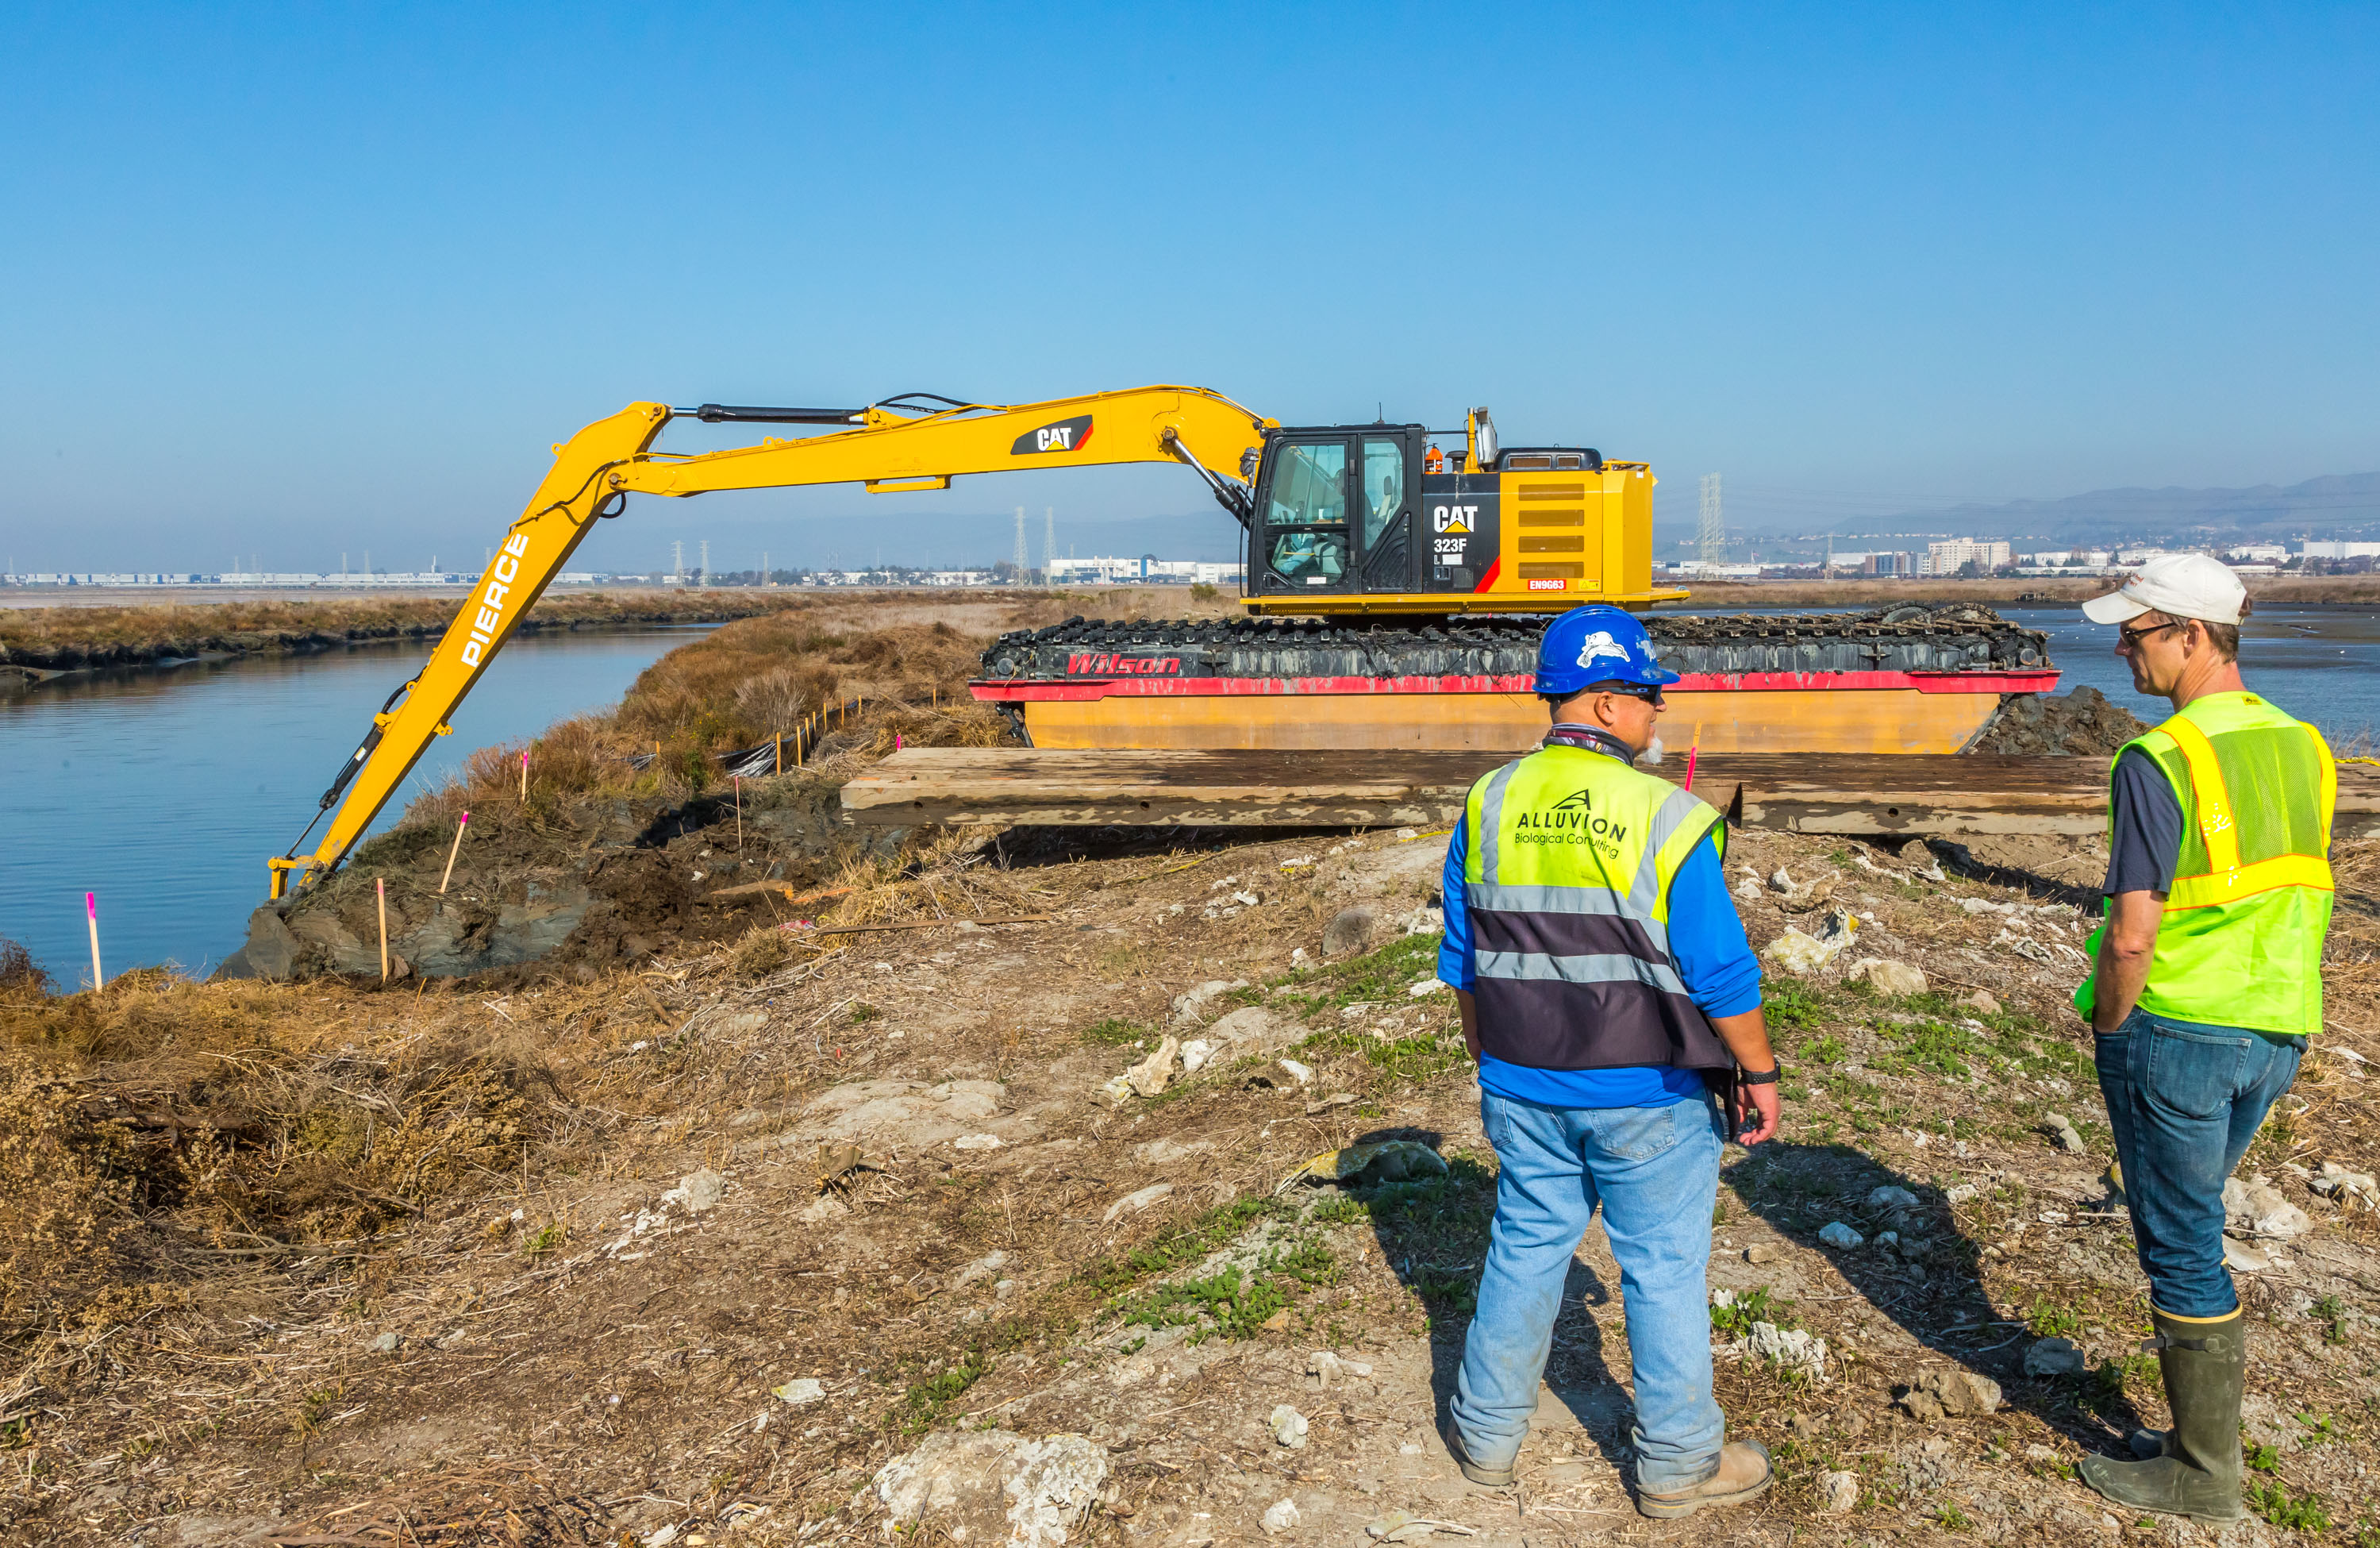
[1440,1423,1515,1488]
[1636,1440,1772,1519]
[2078,1307,2246,1523]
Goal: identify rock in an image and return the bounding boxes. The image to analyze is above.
[952,1250,1010,1289]
[1874,1230,1900,1252]
[1746,1321,1829,1380]
[773,1377,825,1404]
[671,1169,727,1213]
[1260,1499,1301,1535]
[2225,1176,2313,1238]
[1820,1470,1859,1513]
[2043,1112,2086,1153]
[368,1330,402,1354]
[1407,976,1448,997]
[1865,960,1928,997]
[1818,1221,1865,1250]
[1957,989,2001,1015]
[1282,1139,1447,1188]
[2128,1429,2166,1459]
[1180,1038,1217,1073]
[1904,1369,2003,1417]
[2024,1337,2088,1377]
[215,903,301,981]
[1207,1005,1296,1053]
[2222,1235,2270,1272]
[1170,980,1244,1026]
[1321,906,1382,959]
[1785,1411,1819,1440]
[1307,1351,1371,1385]
[2313,1161,2379,1205]
[1944,1183,1979,1205]
[954,1134,1004,1151]
[1126,1037,1181,1098]
[873,1430,1109,1548]
[1278,1058,1314,1086]
[1765,913,1858,975]
[2023,1443,2060,1464]
[1104,1184,1175,1223]
[1744,1244,1780,1265]
[721,1011,767,1033]
[1867,1185,1919,1211]
[1269,1404,1309,1449]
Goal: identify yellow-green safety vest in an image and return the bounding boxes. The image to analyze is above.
[2075,691,2336,1036]
[1460,741,1734,1070]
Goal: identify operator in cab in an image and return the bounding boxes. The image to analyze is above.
[1436,606,1782,1519]
[2074,556,2337,1524]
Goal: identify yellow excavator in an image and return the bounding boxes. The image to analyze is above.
[269,387,2055,895]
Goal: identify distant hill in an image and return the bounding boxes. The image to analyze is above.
[1671,470,2380,553]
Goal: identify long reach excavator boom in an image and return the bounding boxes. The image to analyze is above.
[269,387,1277,895]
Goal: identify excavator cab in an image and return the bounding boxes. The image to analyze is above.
[1252,426,1421,599]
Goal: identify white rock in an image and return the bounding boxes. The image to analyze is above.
[1127,1036,1181,1099]
[2023,1337,2088,1377]
[1407,976,1449,997]
[1945,1184,1979,1205]
[1169,980,1244,1026]
[874,1430,1109,1548]
[1818,1221,1865,1250]
[1180,1038,1217,1074]
[1736,878,1764,902]
[1867,1185,1920,1211]
[667,1169,728,1214]
[953,1134,1004,1150]
[1821,1470,1859,1512]
[1864,960,1929,997]
[1746,1321,1829,1380]
[2222,1235,2271,1272]
[1232,891,1262,907]
[2225,1176,2313,1238]
[1261,1499,1302,1535]
[1104,1183,1175,1223]
[1269,1404,1309,1449]
[1278,1058,1314,1086]
[774,1377,826,1404]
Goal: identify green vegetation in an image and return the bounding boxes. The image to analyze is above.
[1709,1285,1797,1339]
[1083,1016,1152,1047]
[2247,1478,2331,1532]
[2024,1295,2083,1339]
[900,1348,991,1432]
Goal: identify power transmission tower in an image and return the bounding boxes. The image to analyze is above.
[1697,474,1725,568]
[1013,506,1027,580]
[698,539,709,582]
[672,540,683,581]
[1043,506,1054,580]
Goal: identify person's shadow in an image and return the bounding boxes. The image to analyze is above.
[1724,1139,2148,1449]
[1342,1127,1636,1476]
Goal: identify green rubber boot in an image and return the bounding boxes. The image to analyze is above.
[2077,1307,2245,1523]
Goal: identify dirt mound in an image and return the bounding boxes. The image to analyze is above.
[1972,684,2150,755]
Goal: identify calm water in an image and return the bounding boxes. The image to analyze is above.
[1648,602,2380,744]
[1,628,711,987]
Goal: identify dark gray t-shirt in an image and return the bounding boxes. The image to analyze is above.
[2105,746,2184,896]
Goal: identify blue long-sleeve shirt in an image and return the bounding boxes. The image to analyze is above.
[1436,791,1762,1108]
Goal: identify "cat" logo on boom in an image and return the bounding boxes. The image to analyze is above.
[1011,415,1094,456]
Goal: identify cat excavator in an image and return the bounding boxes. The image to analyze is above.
[268,386,2055,895]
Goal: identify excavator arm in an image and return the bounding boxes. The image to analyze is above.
[268,386,1273,896]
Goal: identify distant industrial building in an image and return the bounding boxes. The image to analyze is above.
[2303,541,2380,560]
[1922,539,2012,575]
[1048,556,1244,586]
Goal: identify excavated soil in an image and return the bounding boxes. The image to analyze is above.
[12,803,2379,1548]
[1973,687,2152,757]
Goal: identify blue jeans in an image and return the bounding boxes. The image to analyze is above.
[1451,1088,1726,1492]
[2095,1007,2305,1319]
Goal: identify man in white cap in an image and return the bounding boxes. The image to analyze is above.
[2071,554,2337,1523]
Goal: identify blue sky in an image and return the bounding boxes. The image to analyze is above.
[3,3,2376,572]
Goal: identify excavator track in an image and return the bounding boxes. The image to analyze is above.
[971,605,2059,755]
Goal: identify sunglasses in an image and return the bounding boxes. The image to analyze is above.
[2117,620,2185,650]
[1599,684,1667,707]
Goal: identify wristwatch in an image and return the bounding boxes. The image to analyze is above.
[1736,1065,1781,1085]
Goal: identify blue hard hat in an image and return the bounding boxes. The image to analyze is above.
[1533,606,1680,696]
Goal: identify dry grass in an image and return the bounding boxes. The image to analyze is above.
[1674,575,2380,607]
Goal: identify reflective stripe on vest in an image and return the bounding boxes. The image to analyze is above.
[2157,714,2336,909]
[1462,747,1729,1071]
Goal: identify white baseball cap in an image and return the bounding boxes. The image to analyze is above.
[2082,553,2247,626]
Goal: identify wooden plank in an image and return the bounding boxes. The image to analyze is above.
[839,748,2380,839]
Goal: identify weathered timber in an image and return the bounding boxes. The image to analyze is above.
[840,748,2380,839]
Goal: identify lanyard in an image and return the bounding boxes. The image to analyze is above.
[1542,723,1637,764]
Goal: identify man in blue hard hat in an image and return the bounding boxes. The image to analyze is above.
[1436,605,1782,1519]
